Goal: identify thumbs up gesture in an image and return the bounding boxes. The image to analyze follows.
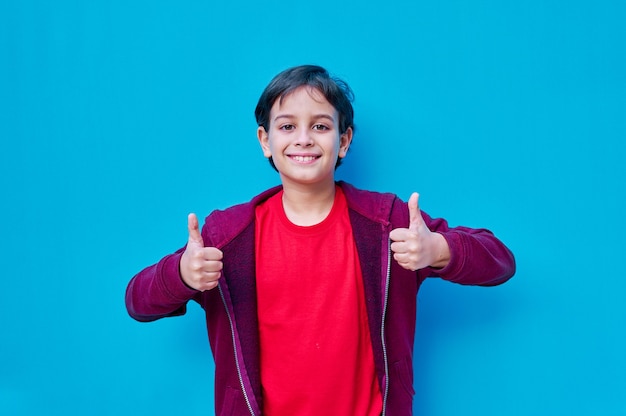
[180,213,223,291]
[389,193,451,271]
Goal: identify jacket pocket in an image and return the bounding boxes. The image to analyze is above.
[393,357,416,397]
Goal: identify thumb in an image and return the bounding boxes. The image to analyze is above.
[408,192,423,232]
[187,213,204,247]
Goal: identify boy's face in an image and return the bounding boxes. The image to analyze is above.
[257,86,352,189]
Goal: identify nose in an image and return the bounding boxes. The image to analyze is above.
[294,129,314,147]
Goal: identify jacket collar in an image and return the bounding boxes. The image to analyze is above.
[204,181,396,249]
[339,181,396,226]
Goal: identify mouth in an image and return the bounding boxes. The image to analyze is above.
[288,155,321,164]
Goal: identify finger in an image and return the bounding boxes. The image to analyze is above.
[187,213,204,246]
[389,228,407,243]
[199,266,222,286]
[408,192,424,232]
[198,257,223,273]
[199,280,220,292]
[393,253,413,269]
[202,247,223,261]
[393,251,407,262]
[390,240,408,254]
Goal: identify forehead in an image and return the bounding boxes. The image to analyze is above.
[271,86,336,114]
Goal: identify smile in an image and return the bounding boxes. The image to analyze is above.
[289,155,320,163]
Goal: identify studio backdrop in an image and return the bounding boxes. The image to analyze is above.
[1,1,624,415]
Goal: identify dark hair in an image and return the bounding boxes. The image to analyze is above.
[254,65,355,170]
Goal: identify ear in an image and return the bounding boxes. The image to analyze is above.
[338,127,353,158]
[257,126,272,158]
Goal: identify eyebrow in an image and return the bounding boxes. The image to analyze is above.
[273,114,336,123]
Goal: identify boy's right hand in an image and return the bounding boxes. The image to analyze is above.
[180,213,223,291]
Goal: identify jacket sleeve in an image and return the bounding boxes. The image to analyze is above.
[125,248,199,322]
[420,210,516,286]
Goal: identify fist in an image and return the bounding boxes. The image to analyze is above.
[180,213,223,291]
[389,193,450,271]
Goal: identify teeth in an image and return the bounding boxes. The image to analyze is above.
[292,155,316,162]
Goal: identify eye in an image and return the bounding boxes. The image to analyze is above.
[312,124,329,131]
[280,124,295,131]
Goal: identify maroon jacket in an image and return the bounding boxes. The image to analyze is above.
[126,181,516,415]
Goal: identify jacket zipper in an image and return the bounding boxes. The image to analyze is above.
[218,285,255,416]
[381,238,392,415]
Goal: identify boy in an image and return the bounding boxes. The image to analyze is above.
[125,65,516,415]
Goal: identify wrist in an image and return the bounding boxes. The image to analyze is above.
[430,232,451,269]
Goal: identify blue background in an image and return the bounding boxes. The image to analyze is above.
[1,0,624,415]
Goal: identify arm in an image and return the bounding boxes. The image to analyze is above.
[125,213,224,322]
[125,250,198,322]
[428,218,515,286]
[390,193,515,286]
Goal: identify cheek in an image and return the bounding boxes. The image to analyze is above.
[264,134,284,158]
[330,138,342,154]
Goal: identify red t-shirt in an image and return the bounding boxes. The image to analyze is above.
[255,187,383,415]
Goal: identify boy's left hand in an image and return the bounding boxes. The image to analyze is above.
[389,193,451,271]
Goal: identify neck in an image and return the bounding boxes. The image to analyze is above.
[281,180,337,226]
